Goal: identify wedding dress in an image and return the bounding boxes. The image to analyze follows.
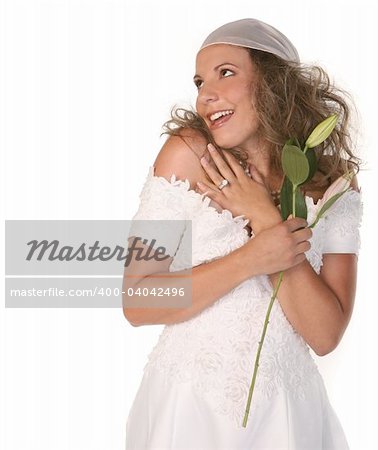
[125,166,362,450]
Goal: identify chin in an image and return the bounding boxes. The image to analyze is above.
[211,134,238,149]
[215,131,260,151]
[211,126,254,149]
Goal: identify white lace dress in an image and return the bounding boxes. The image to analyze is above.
[125,166,363,450]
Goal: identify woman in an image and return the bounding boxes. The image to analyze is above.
[124,18,362,449]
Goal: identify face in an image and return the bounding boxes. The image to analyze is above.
[194,44,261,151]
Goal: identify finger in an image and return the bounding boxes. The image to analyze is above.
[196,180,217,195]
[285,217,308,232]
[196,180,227,207]
[200,154,226,187]
[207,143,237,182]
[293,226,313,244]
[222,151,246,178]
[295,240,311,255]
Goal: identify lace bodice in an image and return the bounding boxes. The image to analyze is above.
[129,166,363,427]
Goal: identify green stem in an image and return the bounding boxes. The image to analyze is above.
[303,144,308,154]
[292,185,297,217]
[242,186,298,427]
[309,218,319,229]
[242,271,284,427]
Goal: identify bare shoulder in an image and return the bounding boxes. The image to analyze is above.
[153,128,209,190]
[175,127,209,157]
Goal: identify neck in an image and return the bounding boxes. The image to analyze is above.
[236,141,281,189]
[236,134,269,171]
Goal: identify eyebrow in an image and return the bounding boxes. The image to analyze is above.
[193,62,239,81]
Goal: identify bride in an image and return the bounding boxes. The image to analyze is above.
[123,18,362,449]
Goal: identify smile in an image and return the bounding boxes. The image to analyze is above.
[208,110,234,129]
[209,109,234,122]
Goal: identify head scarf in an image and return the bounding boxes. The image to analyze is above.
[197,18,299,63]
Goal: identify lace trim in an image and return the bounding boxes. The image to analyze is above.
[147,165,250,224]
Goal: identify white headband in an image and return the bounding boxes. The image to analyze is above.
[198,18,300,63]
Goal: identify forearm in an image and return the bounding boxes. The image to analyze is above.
[124,212,318,328]
[123,244,252,326]
[269,261,346,355]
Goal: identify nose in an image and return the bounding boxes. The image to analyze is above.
[196,80,219,105]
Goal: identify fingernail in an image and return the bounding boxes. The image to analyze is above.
[200,156,208,165]
[207,143,215,152]
[197,181,204,187]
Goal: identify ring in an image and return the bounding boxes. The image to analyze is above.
[218,179,230,190]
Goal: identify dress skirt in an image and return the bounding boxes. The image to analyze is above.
[126,367,349,450]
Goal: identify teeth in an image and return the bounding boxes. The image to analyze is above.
[210,110,234,122]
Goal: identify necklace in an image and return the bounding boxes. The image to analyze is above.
[238,160,283,205]
[270,189,281,206]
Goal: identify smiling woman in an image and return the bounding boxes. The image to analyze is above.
[124,18,362,450]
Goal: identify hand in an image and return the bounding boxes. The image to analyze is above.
[244,217,312,276]
[196,144,281,230]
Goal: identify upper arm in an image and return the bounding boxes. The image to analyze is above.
[319,253,357,325]
[123,130,209,325]
[318,173,360,326]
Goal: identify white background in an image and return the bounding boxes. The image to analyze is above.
[1,0,377,449]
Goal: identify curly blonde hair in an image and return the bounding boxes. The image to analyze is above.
[161,48,361,192]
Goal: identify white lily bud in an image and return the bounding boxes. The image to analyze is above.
[305,114,338,149]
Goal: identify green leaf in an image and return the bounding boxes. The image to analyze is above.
[280,176,292,220]
[282,144,310,186]
[295,189,308,219]
[279,177,308,220]
[303,148,317,184]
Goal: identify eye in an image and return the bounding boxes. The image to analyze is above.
[194,79,203,90]
[193,68,234,90]
[220,68,234,78]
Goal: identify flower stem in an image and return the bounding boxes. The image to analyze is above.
[242,271,284,427]
[292,185,296,217]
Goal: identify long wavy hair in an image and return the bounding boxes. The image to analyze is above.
[161,48,361,193]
